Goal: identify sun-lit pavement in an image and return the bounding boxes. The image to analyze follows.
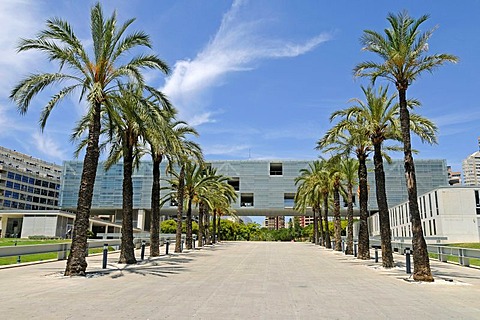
[0,241,479,319]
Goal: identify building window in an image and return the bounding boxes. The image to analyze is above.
[428,194,433,217]
[475,190,480,215]
[269,163,282,176]
[227,177,240,191]
[432,219,436,235]
[435,191,439,215]
[241,193,254,207]
[284,193,295,208]
[429,220,432,236]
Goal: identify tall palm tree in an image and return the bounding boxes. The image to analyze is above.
[145,117,197,256]
[353,11,455,280]
[164,134,202,253]
[10,2,168,276]
[326,157,345,252]
[295,161,324,245]
[103,83,169,264]
[339,157,359,255]
[319,123,372,258]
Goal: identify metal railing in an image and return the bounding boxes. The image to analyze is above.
[369,238,480,267]
[0,239,121,262]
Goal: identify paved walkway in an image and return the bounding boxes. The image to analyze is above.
[0,242,479,319]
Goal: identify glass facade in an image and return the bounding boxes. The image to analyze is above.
[60,159,448,214]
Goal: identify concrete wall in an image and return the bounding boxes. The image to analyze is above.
[22,215,58,238]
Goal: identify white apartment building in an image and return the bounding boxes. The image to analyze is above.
[462,151,480,185]
[368,186,480,244]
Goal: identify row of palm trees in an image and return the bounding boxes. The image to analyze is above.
[295,11,457,282]
[9,2,237,276]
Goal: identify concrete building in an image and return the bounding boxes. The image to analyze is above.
[60,159,448,231]
[368,186,480,244]
[299,216,315,227]
[0,210,125,239]
[0,146,62,211]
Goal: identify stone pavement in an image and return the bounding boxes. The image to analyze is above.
[0,241,479,319]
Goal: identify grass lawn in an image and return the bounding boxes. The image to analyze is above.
[0,238,115,266]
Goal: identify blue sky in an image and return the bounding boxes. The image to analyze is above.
[0,0,478,175]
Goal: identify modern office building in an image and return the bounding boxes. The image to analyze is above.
[368,186,480,243]
[60,159,448,231]
[0,146,62,211]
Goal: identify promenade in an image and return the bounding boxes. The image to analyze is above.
[0,241,479,319]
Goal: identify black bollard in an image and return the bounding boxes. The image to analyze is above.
[354,242,357,257]
[102,243,108,269]
[181,239,184,252]
[405,247,412,274]
[203,236,205,246]
[141,240,146,260]
[374,247,379,263]
[193,238,196,249]
[165,240,170,255]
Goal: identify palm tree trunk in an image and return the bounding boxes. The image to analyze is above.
[64,101,101,276]
[398,86,433,281]
[186,196,193,249]
[357,153,370,260]
[312,207,318,244]
[119,141,137,264]
[323,193,331,249]
[175,166,185,253]
[373,142,394,267]
[150,156,162,257]
[205,209,211,244]
[345,185,354,255]
[212,209,217,244]
[216,216,221,242]
[317,205,325,246]
[333,186,342,251]
[198,202,204,247]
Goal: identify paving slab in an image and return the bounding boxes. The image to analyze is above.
[0,241,479,319]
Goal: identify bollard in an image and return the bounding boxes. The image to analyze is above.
[342,240,345,253]
[141,240,146,260]
[193,239,196,249]
[203,236,206,246]
[17,256,21,264]
[165,240,170,255]
[181,240,184,252]
[405,247,412,274]
[354,243,357,257]
[374,247,379,263]
[102,243,108,269]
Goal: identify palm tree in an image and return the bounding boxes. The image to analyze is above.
[145,117,197,256]
[164,133,202,253]
[339,157,359,255]
[326,157,344,252]
[353,11,455,279]
[10,2,168,276]
[210,179,237,244]
[295,161,324,245]
[319,123,372,258]
[103,83,170,264]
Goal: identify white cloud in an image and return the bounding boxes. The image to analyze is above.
[162,0,331,126]
[203,144,250,157]
[32,132,67,161]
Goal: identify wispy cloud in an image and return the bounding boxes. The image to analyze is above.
[430,110,480,137]
[32,132,67,161]
[162,0,331,126]
[203,143,250,157]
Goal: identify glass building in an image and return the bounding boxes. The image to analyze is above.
[60,159,448,231]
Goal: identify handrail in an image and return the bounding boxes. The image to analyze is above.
[0,239,121,260]
[369,239,480,267]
